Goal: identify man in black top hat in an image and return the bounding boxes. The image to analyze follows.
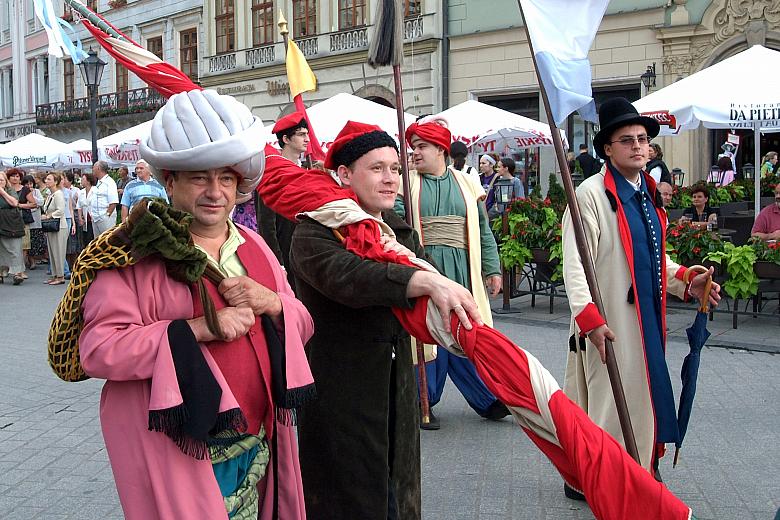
[560,97,720,498]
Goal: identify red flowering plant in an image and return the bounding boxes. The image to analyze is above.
[491,197,564,279]
[666,219,724,266]
[750,237,780,265]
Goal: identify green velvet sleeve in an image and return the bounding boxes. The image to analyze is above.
[478,201,501,277]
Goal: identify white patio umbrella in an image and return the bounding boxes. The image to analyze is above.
[0,133,69,169]
[435,100,565,154]
[633,44,780,216]
[265,93,417,150]
[58,139,94,168]
[96,120,153,167]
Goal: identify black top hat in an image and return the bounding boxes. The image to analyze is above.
[593,97,660,160]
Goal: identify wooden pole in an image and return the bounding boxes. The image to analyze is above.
[393,65,430,424]
[516,1,639,463]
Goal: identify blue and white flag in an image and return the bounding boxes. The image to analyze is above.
[33,0,88,64]
[519,0,609,125]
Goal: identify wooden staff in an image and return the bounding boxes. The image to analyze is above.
[369,0,430,424]
[516,1,639,462]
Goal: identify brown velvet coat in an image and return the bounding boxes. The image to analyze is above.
[290,210,423,520]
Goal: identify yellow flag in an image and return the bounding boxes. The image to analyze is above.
[286,40,316,98]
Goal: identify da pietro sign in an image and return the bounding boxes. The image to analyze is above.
[728,102,780,128]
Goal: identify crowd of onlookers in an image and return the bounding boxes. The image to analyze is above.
[0,159,167,286]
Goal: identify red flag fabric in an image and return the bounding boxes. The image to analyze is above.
[293,95,326,161]
[80,21,199,97]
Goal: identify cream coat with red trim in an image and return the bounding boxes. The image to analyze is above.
[561,167,688,471]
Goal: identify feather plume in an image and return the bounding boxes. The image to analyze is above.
[368,0,404,68]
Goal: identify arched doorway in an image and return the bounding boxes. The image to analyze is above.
[352,84,396,108]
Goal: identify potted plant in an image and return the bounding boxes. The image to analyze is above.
[492,197,563,280]
[705,243,759,300]
[108,0,127,9]
[749,238,780,279]
[666,220,724,268]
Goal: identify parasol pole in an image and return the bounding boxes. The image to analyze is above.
[369,0,429,425]
[516,1,640,463]
[754,120,760,219]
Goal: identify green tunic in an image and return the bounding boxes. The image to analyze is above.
[395,170,500,290]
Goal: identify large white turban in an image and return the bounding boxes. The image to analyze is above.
[140,89,266,203]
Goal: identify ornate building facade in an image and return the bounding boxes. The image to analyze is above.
[447,0,780,188]
[197,0,438,125]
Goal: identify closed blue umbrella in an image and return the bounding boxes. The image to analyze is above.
[674,267,714,467]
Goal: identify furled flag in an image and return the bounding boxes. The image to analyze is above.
[33,0,87,63]
[286,40,326,161]
[519,0,609,125]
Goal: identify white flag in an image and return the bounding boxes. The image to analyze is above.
[519,0,609,125]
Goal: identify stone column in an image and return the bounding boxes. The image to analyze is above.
[0,67,7,118]
[36,56,47,106]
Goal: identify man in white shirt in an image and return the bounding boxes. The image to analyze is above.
[89,160,119,236]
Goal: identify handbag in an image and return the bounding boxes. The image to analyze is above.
[21,208,34,224]
[41,218,61,233]
[0,208,25,238]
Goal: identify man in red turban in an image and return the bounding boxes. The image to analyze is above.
[399,119,509,429]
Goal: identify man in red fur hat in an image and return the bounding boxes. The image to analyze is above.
[290,121,482,520]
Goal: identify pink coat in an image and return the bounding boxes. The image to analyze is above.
[79,231,313,520]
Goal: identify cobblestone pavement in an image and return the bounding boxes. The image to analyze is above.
[1,268,778,519]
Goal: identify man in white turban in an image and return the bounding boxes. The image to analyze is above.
[79,89,314,520]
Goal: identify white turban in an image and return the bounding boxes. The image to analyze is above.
[140,89,266,203]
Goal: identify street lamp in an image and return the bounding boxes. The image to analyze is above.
[640,63,656,92]
[493,178,516,312]
[79,48,106,166]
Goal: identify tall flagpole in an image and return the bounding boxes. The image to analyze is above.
[516,1,639,463]
[368,0,429,425]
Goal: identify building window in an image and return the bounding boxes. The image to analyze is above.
[180,29,198,82]
[251,0,273,46]
[215,0,235,54]
[405,0,421,17]
[86,0,98,11]
[147,36,163,60]
[63,59,74,102]
[292,0,316,38]
[116,63,128,92]
[338,0,366,30]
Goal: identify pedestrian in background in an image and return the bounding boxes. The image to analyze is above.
[6,168,31,279]
[89,161,119,236]
[646,143,671,184]
[120,159,168,222]
[77,172,95,245]
[20,175,46,270]
[62,172,82,269]
[488,157,525,220]
[575,143,600,179]
[0,171,25,285]
[41,173,68,285]
[761,151,778,177]
[479,154,498,214]
[116,166,130,202]
[448,141,480,184]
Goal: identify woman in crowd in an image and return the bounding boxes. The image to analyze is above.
[479,154,499,213]
[0,171,25,285]
[61,172,82,268]
[41,173,68,285]
[646,143,671,184]
[6,168,31,279]
[488,157,525,220]
[77,172,95,245]
[20,174,46,270]
[760,151,778,177]
[708,156,736,186]
[682,184,719,228]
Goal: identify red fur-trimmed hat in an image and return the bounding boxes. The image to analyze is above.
[272,111,307,133]
[405,121,452,151]
[324,121,399,170]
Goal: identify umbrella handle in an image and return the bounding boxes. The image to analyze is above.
[683,265,713,313]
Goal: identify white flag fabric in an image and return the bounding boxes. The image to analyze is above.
[33,0,87,63]
[519,0,608,125]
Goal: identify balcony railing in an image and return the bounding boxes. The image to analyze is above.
[329,27,369,52]
[36,87,166,126]
[200,12,435,80]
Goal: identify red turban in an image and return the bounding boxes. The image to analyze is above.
[405,121,452,151]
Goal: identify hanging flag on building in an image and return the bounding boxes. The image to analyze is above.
[285,40,326,161]
[518,0,609,125]
[33,0,87,63]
